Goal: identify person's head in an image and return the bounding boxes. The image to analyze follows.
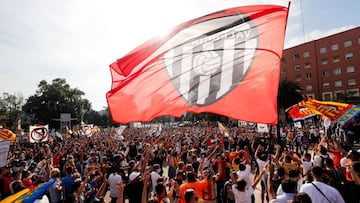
[320,146,327,155]
[155,183,167,199]
[239,163,246,171]
[153,164,161,173]
[186,164,194,172]
[235,179,247,191]
[291,192,312,203]
[351,161,360,183]
[260,153,268,161]
[66,166,73,175]
[285,155,292,163]
[184,189,199,203]
[50,168,60,179]
[303,153,311,162]
[289,169,300,181]
[310,166,324,181]
[186,171,197,182]
[281,179,297,194]
[10,180,25,194]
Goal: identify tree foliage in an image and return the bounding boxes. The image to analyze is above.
[22,78,91,126]
[0,93,23,130]
[277,78,304,111]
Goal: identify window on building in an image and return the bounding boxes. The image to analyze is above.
[294,54,300,60]
[320,47,327,53]
[335,80,342,87]
[323,82,330,89]
[306,85,312,91]
[281,57,286,64]
[332,56,340,63]
[358,37,360,44]
[281,67,286,73]
[321,58,328,65]
[296,75,301,81]
[323,93,332,101]
[295,65,301,71]
[322,70,329,77]
[346,66,355,73]
[345,53,353,60]
[335,92,345,100]
[306,73,312,80]
[347,89,360,97]
[303,51,310,58]
[331,44,339,51]
[344,40,352,48]
[304,62,311,68]
[333,67,341,75]
[348,78,356,86]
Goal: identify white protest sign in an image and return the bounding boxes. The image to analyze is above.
[0,141,10,167]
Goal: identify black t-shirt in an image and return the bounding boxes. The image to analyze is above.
[124,181,144,203]
[342,181,360,203]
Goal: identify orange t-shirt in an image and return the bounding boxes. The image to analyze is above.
[179,181,202,203]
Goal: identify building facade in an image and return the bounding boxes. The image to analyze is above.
[280,26,360,103]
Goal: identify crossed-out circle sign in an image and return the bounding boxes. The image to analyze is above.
[30,127,48,142]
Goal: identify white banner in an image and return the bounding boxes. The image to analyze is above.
[257,123,269,133]
[115,126,127,140]
[29,125,49,143]
[0,141,10,167]
[294,121,302,129]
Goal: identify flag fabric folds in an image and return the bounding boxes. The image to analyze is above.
[286,103,316,121]
[15,179,55,203]
[0,127,16,142]
[1,188,31,203]
[290,97,360,127]
[217,121,229,137]
[107,4,289,124]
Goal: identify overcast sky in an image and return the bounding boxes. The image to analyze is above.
[0,0,359,111]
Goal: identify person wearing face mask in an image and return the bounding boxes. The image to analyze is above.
[150,164,163,196]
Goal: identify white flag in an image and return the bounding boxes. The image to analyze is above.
[257,123,269,133]
[29,125,49,143]
[115,126,127,140]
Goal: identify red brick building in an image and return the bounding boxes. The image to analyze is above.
[280,26,360,103]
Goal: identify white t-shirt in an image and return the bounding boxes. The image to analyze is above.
[313,154,329,167]
[299,181,345,203]
[236,164,252,188]
[232,184,254,203]
[340,157,348,167]
[302,160,313,177]
[150,171,161,193]
[108,173,123,198]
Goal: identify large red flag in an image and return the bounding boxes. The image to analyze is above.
[107,4,289,124]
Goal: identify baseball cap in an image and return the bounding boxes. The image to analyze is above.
[129,171,141,182]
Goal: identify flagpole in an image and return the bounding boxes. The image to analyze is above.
[269,125,273,165]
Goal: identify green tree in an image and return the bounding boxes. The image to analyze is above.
[22,78,91,126]
[0,93,23,131]
[83,108,115,127]
[277,78,304,120]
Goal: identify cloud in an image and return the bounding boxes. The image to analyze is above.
[285,25,356,48]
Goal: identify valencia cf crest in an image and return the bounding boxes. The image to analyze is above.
[163,13,259,105]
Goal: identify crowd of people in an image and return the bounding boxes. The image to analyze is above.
[1,119,360,203]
